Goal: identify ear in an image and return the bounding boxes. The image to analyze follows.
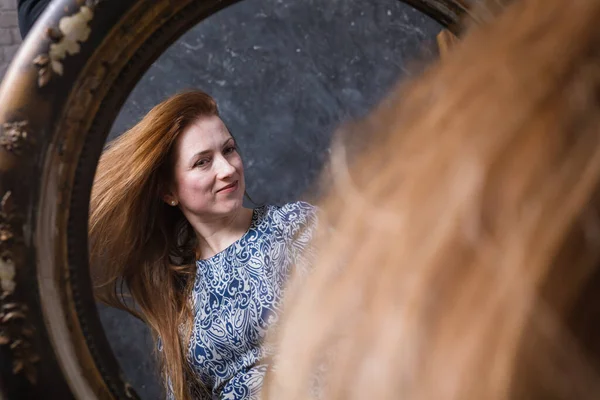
[162,194,179,207]
[158,181,177,206]
[162,193,176,205]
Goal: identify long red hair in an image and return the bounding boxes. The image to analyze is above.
[89,90,219,400]
[265,0,600,398]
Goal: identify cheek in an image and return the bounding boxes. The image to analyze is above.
[176,173,212,199]
[233,154,245,175]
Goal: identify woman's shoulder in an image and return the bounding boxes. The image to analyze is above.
[267,201,317,220]
[259,201,318,233]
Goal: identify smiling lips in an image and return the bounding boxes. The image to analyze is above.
[217,181,238,194]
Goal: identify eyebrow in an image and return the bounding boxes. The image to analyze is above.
[188,137,235,164]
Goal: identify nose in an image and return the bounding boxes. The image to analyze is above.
[214,155,236,179]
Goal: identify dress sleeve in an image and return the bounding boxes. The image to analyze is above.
[158,338,212,400]
[165,377,175,400]
[281,201,320,275]
[156,338,175,400]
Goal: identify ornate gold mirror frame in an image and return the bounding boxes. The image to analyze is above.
[0,0,468,398]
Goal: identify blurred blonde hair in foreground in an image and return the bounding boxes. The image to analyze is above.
[264,0,600,399]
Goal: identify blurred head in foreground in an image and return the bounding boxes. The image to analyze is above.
[265,0,600,399]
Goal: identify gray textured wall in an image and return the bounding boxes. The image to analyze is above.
[98,0,442,398]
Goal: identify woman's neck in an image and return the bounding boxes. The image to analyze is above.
[192,207,254,260]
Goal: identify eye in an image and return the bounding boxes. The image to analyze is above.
[224,145,237,155]
[194,158,210,167]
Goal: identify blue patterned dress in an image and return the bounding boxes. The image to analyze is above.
[167,201,318,400]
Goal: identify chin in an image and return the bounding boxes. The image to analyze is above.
[217,197,244,214]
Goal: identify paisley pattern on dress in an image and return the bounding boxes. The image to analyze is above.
[166,201,318,399]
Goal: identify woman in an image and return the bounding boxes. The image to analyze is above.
[89,90,318,400]
[264,0,600,399]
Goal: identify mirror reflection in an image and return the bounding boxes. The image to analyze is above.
[90,0,442,398]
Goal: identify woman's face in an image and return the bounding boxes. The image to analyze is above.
[167,115,245,219]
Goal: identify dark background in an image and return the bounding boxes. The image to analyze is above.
[98,0,442,397]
